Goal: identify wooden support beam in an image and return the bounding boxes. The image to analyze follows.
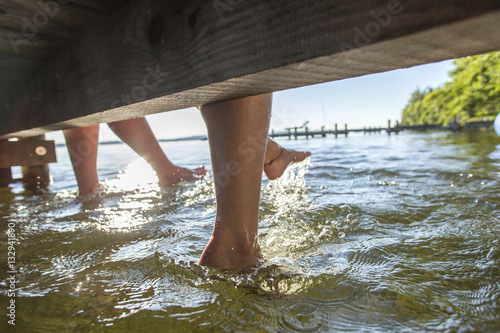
[0,138,57,168]
[21,164,51,190]
[18,135,53,190]
[0,167,13,187]
[1,0,500,138]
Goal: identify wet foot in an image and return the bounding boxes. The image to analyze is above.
[76,182,106,203]
[264,146,311,181]
[158,165,207,187]
[198,229,262,269]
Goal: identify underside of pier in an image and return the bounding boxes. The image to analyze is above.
[0,0,500,139]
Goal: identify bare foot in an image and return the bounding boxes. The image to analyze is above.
[158,165,206,187]
[264,145,311,181]
[198,228,262,269]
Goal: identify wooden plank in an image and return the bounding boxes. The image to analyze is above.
[0,167,13,187]
[0,57,38,74]
[68,0,128,13]
[0,1,114,90]
[0,0,102,27]
[0,13,77,40]
[0,49,43,61]
[1,0,500,138]
[0,139,57,168]
[0,30,65,57]
[0,0,101,59]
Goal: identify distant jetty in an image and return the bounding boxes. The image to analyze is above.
[270,119,495,140]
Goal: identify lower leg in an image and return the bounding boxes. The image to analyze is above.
[107,118,205,186]
[199,94,272,268]
[63,125,100,196]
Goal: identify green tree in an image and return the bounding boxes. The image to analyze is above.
[401,52,500,126]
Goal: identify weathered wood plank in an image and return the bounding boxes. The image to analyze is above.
[0,56,38,73]
[0,12,77,40]
[0,30,65,57]
[68,0,127,13]
[0,139,57,168]
[0,0,118,60]
[1,0,500,138]
[0,0,101,26]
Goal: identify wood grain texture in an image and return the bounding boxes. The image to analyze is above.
[1,0,500,138]
[0,0,127,84]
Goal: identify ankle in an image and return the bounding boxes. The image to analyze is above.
[265,144,282,165]
[78,181,100,197]
[199,229,262,268]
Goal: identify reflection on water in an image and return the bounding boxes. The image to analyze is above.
[1,130,499,332]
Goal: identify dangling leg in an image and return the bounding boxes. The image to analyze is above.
[196,104,311,181]
[107,117,206,186]
[199,94,272,268]
[63,125,100,197]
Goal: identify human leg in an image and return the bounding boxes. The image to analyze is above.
[198,94,272,268]
[63,125,100,197]
[197,103,311,181]
[107,118,205,186]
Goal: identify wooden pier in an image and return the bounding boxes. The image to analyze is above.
[1,0,500,187]
[270,120,495,140]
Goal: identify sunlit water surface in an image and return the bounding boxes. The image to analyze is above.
[1,131,499,332]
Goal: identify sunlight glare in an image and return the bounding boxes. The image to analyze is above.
[111,159,158,191]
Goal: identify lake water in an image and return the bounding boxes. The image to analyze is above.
[1,130,499,332]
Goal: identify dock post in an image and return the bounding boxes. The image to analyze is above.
[321,126,326,137]
[335,124,338,138]
[305,127,309,139]
[271,129,275,138]
[0,139,13,188]
[287,129,291,139]
[20,135,52,191]
[345,124,348,137]
[0,168,13,188]
[294,127,298,140]
[388,120,392,135]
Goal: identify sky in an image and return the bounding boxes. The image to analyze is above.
[46,59,456,143]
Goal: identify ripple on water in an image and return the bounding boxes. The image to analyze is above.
[2,133,500,332]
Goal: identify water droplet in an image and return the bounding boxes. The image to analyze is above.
[338,232,345,239]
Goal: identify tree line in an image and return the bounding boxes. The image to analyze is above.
[401,52,500,126]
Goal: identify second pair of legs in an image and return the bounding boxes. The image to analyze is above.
[64,116,310,197]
